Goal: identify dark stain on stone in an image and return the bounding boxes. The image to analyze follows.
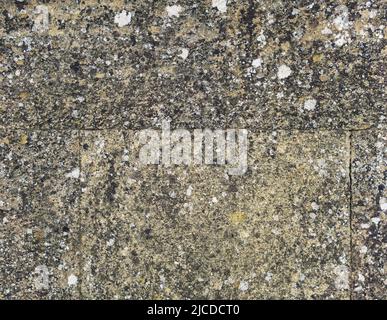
[105,158,117,203]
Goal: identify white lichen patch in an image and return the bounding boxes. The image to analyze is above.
[265,272,273,282]
[212,0,228,13]
[186,185,193,196]
[122,149,129,162]
[360,223,370,229]
[359,245,368,254]
[166,5,183,17]
[159,275,166,290]
[107,238,115,247]
[114,10,132,27]
[67,274,78,286]
[335,35,349,47]
[311,202,319,211]
[252,58,262,68]
[169,191,177,198]
[331,5,352,47]
[371,217,380,225]
[292,8,300,16]
[257,33,267,46]
[277,64,292,79]
[304,99,317,111]
[313,159,328,177]
[178,48,189,60]
[95,138,105,154]
[333,5,350,31]
[334,265,349,290]
[380,197,387,211]
[32,5,49,33]
[65,167,80,179]
[34,265,49,290]
[321,27,333,35]
[238,280,249,291]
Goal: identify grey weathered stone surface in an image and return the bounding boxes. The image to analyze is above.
[79,130,350,299]
[0,130,80,299]
[0,0,385,300]
[0,1,385,130]
[351,130,386,300]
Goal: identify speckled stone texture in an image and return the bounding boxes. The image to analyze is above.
[1,0,385,130]
[0,0,386,300]
[0,130,80,299]
[351,130,386,300]
[79,130,350,299]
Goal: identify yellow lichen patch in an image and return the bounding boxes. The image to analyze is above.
[158,65,176,75]
[19,9,30,18]
[48,27,65,36]
[312,53,324,63]
[19,91,29,100]
[229,211,247,225]
[281,41,291,53]
[0,137,10,145]
[225,2,261,38]
[95,72,105,79]
[33,228,45,242]
[19,134,28,145]
[312,280,330,297]
[176,17,218,42]
[351,120,374,130]
[176,17,200,38]
[353,10,374,36]
[226,87,246,98]
[208,54,226,63]
[291,271,301,283]
[120,66,136,78]
[148,25,161,34]
[261,39,280,57]
[81,153,93,165]
[301,21,331,44]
